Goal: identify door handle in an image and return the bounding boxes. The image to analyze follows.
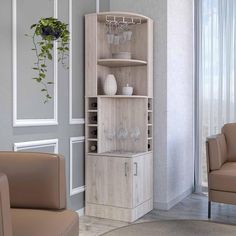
[134,162,138,176]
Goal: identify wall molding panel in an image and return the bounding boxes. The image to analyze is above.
[69,0,85,125]
[96,0,100,13]
[14,139,59,153]
[70,136,85,196]
[12,0,58,127]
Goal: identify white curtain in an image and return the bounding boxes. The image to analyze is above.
[198,0,236,186]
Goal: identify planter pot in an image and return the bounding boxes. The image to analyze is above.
[41,26,62,39]
[104,74,117,95]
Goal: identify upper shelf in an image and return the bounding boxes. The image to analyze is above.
[97,59,147,67]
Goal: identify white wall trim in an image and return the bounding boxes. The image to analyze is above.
[14,139,59,153]
[69,0,85,125]
[70,136,85,196]
[154,187,193,210]
[76,208,85,217]
[96,0,100,13]
[12,0,58,127]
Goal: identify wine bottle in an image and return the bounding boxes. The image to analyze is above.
[90,115,97,122]
[90,145,97,152]
[90,130,97,136]
[90,102,97,108]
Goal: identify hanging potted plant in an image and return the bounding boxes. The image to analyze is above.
[26,17,69,103]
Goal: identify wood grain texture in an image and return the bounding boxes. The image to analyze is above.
[133,153,153,207]
[85,14,97,96]
[147,19,154,98]
[86,155,133,208]
[85,198,153,222]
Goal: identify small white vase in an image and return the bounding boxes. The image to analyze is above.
[122,84,133,96]
[104,74,117,95]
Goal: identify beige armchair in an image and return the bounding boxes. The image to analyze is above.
[206,123,236,218]
[0,151,79,236]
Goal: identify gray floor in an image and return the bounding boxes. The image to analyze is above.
[79,193,236,236]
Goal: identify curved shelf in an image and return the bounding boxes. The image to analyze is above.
[97,59,147,67]
[97,12,149,23]
[97,95,148,99]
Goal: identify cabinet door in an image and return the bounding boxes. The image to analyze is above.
[133,153,153,207]
[86,155,133,208]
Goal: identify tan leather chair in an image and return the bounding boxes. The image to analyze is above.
[206,123,236,219]
[0,152,79,236]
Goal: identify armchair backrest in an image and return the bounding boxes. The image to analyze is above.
[222,123,236,161]
[206,134,227,171]
[0,152,66,210]
[0,173,12,236]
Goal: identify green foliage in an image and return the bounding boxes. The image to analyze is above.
[26,17,70,103]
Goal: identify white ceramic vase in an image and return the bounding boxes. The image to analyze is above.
[104,74,117,95]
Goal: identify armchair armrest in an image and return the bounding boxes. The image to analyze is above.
[0,173,12,236]
[206,134,227,171]
[0,152,66,210]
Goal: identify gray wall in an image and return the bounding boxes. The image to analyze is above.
[0,0,96,211]
[110,0,194,210]
[0,0,194,212]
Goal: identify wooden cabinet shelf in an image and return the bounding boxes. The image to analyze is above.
[88,151,151,158]
[87,124,98,127]
[97,59,147,67]
[97,95,148,98]
[87,138,98,141]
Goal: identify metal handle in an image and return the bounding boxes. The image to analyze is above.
[134,162,138,176]
[125,162,128,176]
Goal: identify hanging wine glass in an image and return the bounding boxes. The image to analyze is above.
[104,128,116,141]
[113,23,120,45]
[117,126,128,140]
[106,22,114,44]
[130,127,141,142]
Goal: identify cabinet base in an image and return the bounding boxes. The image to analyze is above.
[85,198,153,222]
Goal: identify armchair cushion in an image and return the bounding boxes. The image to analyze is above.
[206,134,227,170]
[209,162,236,192]
[222,123,236,161]
[11,208,79,236]
[0,152,66,210]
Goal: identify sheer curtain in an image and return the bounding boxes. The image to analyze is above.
[197,0,236,187]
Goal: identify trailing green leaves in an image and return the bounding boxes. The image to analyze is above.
[26,17,70,103]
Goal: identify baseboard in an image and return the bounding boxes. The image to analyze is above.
[86,198,153,222]
[76,208,85,216]
[195,184,208,194]
[154,187,193,210]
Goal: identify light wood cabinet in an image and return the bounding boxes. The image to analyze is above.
[85,12,153,222]
[86,153,152,208]
[133,153,153,207]
[86,155,133,208]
